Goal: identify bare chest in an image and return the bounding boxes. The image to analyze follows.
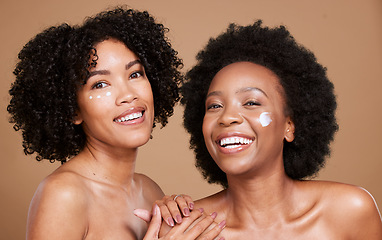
[83,187,152,239]
[220,218,346,240]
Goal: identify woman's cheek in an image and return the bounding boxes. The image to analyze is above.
[202,114,215,151]
[88,91,112,100]
[258,112,272,127]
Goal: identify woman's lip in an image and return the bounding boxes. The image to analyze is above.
[215,132,254,142]
[114,107,146,125]
[217,143,252,154]
[215,132,254,154]
[115,107,145,119]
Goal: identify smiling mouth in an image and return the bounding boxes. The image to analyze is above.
[218,137,253,149]
[114,111,143,123]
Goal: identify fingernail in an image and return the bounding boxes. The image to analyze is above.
[219,220,226,229]
[199,208,204,213]
[167,217,174,227]
[210,212,217,219]
[189,203,194,209]
[175,214,182,223]
[153,205,158,216]
[133,209,138,216]
[184,208,190,216]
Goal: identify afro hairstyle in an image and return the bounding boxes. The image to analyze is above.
[181,20,338,188]
[7,7,183,163]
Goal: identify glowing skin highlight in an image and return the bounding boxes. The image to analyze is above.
[259,112,272,127]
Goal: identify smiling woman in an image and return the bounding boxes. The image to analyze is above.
[7,7,224,240]
[202,62,294,176]
[74,40,155,150]
[177,21,382,239]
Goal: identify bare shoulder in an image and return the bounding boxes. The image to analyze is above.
[35,170,89,204]
[194,190,226,213]
[134,173,164,200]
[27,169,89,239]
[307,180,382,238]
[310,181,379,213]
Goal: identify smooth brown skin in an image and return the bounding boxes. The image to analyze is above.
[162,62,382,239]
[26,39,223,240]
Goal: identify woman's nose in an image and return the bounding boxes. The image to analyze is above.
[115,83,137,105]
[217,105,243,126]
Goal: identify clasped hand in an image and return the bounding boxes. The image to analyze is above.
[134,194,225,240]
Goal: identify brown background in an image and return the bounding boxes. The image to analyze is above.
[1,0,381,238]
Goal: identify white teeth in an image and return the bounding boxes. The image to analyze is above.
[225,145,238,149]
[219,137,253,147]
[115,112,143,122]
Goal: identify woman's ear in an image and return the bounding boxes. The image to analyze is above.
[72,112,83,125]
[284,118,295,142]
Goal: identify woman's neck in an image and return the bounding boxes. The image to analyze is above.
[223,171,298,228]
[73,142,138,189]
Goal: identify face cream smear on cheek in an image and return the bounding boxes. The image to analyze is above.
[259,112,272,127]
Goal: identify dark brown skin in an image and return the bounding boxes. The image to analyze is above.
[198,62,382,239]
[160,61,382,239]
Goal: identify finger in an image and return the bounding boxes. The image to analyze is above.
[133,208,152,223]
[156,200,176,227]
[164,196,183,224]
[182,212,218,239]
[181,194,194,210]
[173,194,191,217]
[143,205,161,240]
[197,219,226,240]
[168,208,204,234]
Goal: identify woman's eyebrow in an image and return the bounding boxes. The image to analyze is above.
[126,59,142,70]
[88,59,142,78]
[206,91,222,99]
[206,87,268,99]
[236,87,268,98]
[88,69,110,78]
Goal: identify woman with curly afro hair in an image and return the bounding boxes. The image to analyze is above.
[7,7,224,240]
[167,20,381,239]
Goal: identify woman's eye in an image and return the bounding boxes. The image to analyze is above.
[129,71,143,79]
[244,101,260,106]
[207,103,222,110]
[92,82,108,89]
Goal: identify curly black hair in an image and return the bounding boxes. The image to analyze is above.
[182,20,338,188]
[7,7,183,163]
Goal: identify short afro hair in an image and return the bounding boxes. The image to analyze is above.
[7,7,183,163]
[182,20,338,188]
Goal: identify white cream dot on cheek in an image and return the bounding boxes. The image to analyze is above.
[259,112,272,127]
[89,92,111,100]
